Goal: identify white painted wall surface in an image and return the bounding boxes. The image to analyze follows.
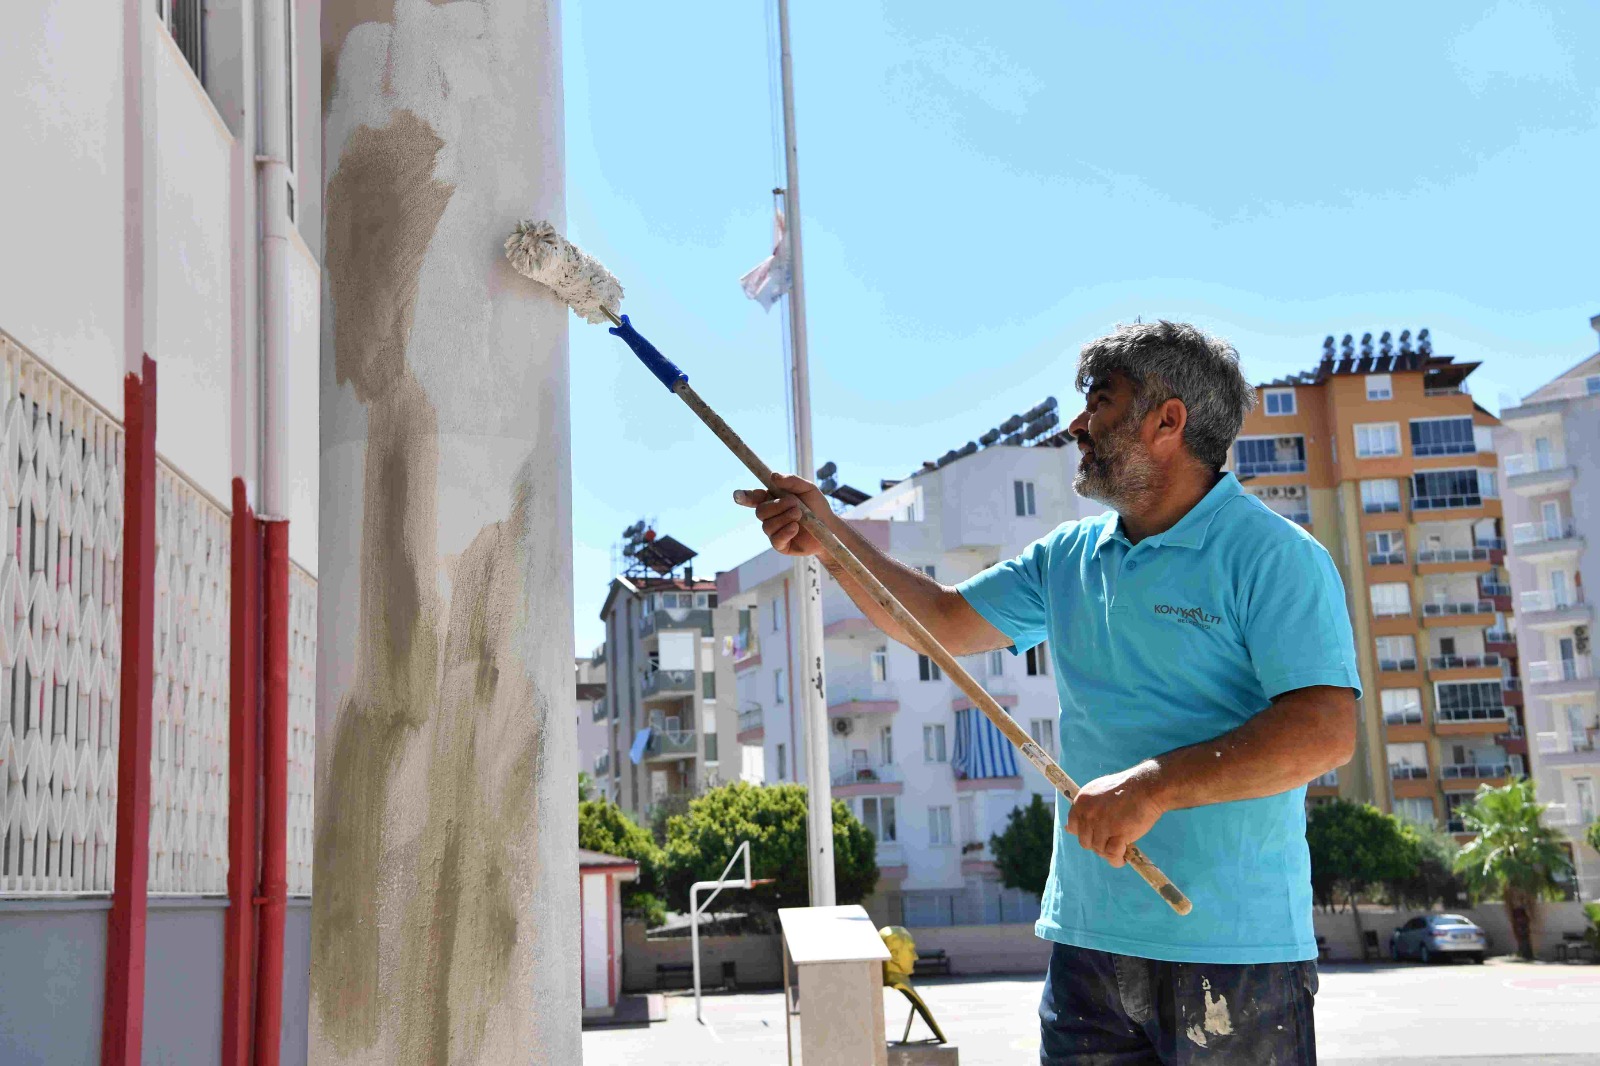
[581,872,609,1010]
[0,0,126,415]
[286,234,321,572]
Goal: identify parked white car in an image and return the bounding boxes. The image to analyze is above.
[1389,914,1487,963]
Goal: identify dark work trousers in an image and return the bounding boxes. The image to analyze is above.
[1039,941,1318,1064]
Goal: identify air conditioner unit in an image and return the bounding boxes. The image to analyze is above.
[832,718,853,736]
[1266,486,1283,499]
[1284,485,1304,500]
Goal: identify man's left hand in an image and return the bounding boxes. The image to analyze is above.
[1064,760,1169,868]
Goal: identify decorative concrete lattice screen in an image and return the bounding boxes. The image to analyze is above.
[0,335,125,894]
[147,464,230,894]
[286,563,316,896]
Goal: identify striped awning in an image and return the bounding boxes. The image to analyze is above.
[951,709,1020,779]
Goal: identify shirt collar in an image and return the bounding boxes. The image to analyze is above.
[1092,473,1243,555]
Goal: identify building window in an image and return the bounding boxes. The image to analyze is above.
[1235,436,1307,476]
[879,725,893,765]
[1029,718,1056,759]
[1354,422,1401,458]
[920,564,938,579]
[1376,635,1417,671]
[1473,425,1494,453]
[924,724,947,763]
[1014,480,1037,517]
[1025,642,1050,677]
[987,650,1005,677]
[1360,479,1402,513]
[928,805,953,846]
[772,601,781,631]
[1587,376,1600,396]
[1393,797,1435,827]
[705,731,719,763]
[918,654,942,682]
[871,647,889,682]
[1381,688,1423,724]
[774,669,785,704]
[775,743,787,780]
[859,796,897,842]
[1369,583,1413,618]
[1263,389,1296,416]
[1435,681,1506,722]
[1387,741,1428,778]
[1409,417,1476,457]
[1366,530,1405,564]
[1411,469,1482,511]
[1366,374,1393,401]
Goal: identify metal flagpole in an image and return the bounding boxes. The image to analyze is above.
[776,0,835,907]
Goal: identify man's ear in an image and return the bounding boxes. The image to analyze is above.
[1147,397,1188,457]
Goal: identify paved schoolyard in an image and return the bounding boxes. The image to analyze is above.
[582,959,1600,1064]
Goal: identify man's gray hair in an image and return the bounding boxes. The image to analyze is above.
[1075,321,1256,470]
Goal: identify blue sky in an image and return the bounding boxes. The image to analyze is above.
[562,1,1599,653]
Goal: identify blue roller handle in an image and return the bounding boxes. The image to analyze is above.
[609,314,688,391]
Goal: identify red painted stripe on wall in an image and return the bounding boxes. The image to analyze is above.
[103,356,157,1066]
[223,482,261,1066]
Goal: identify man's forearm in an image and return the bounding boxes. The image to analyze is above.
[812,512,944,653]
[1148,686,1357,809]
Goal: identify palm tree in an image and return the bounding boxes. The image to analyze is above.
[1453,779,1573,960]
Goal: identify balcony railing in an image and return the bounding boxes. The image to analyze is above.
[1484,629,1513,644]
[1512,519,1580,549]
[640,608,714,638]
[1309,770,1339,788]
[1384,708,1424,725]
[1237,459,1307,477]
[641,668,695,699]
[1441,762,1510,780]
[1424,383,1469,397]
[1416,547,1491,564]
[1413,440,1478,458]
[645,729,698,758]
[1422,600,1494,618]
[1502,677,1521,692]
[1378,658,1418,672]
[738,706,763,733]
[1412,494,1482,511]
[1527,659,1594,684]
[831,763,904,788]
[1479,582,1511,598]
[1536,731,1599,756]
[1363,501,1403,514]
[1505,452,1568,477]
[1390,764,1430,780]
[1368,551,1407,566]
[1436,704,1507,723]
[1520,589,1583,613]
[1476,537,1506,552]
[593,753,610,777]
[1428,653,1502,670]
[1446,818,1468,833]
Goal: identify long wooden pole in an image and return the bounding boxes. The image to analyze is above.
[672,381,1192,916]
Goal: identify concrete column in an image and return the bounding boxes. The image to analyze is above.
[313,2,577,1063]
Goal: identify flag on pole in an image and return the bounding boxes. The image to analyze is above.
[739,209,791,311]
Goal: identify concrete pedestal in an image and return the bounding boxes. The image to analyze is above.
[779,905,891,1066]
[887,1044,961,1066]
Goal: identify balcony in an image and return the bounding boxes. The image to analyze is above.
[1428,653,1502,672]
[641,668,695,700]
[1378,658,1419,673]
[1308,770,1339,791]
[827,682,899,717]
[1518,590,1591,631]
[1384,708,1424,726]
[1415,546,1492,567]
[1504,453,1576,496]
[737,706,764,742]
[1389,764,1430,780]
[1424,383,1470,397]
[1479,581,1512,599]
[830,763,905,797]
[1367,551,1407,567]
[1441,761,1510,783]
[640,608,714,639]
[1363,501,1403,515]
[593,753,610,778]
[1411,494,1483,513]
[1237,458,1307,477]
[1436,704,1508,728]
[1525,659,1599,699]
[1421,600,1495,625]
[1511,519,1584,561]
[643,728,698,762]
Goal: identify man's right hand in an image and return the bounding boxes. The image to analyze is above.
[734,474,831,557]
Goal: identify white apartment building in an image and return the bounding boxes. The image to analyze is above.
[596,575,741,825]
[717,440,1101,926]
[576,652,611,801]
[1496,314,1600,899]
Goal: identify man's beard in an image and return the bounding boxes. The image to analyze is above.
[1072,411,1158,512]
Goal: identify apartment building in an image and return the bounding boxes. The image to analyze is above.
[1236,331,1518,835]
[596,573,741,824]
[576,652,611,801]
[718,440,1101,926]
[1496,314,1600,899]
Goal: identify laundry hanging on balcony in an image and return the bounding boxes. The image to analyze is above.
[629,727,653,765]
[951,708,1020,780]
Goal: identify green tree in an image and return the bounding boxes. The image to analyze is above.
[1585,819,1600,856]
[1453,779,1573,960]
[578,771,596,803]
[662,782,878,915]
[1306,800,1418,957]
[990,795,1056,898]
[578,797,667,925]
[1384,821,1466,910]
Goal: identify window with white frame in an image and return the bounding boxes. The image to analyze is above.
[1393,797,1435,826]
[1376,635,1417,671]
[858,796,897,842]
[1014,480,1037,517]
[1387,742,1428,777]
[1354,422,1401,458]
[1263,388,1296,416]
[1026,642,1050,677]
[1366,530,1404,564]
[1434,680,1505,722]
[879,725,893,765]
[928,805,953,846]
[1029,718,1056,759]
[1411,469,1482,510]
[1409,416,1475,457]
[918,654,942,681]
[1473,425,1494,453]
[1360,479,1402,513]
[924,724,947,762]
[774,668,785,704]
[776,743,787,780]
[920,564,937,579]
[871,647,889,682]
[1381,688,1423,725]
[772,601,781,631]
[1370,583,1413,618]
[988,650,1005,677]
[1366,374,1393,401]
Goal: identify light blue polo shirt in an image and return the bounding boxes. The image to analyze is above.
[956,473,1360,964]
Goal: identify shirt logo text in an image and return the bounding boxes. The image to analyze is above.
[1153,603,1222,630]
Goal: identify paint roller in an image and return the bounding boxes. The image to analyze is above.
[504,220,1193,916]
